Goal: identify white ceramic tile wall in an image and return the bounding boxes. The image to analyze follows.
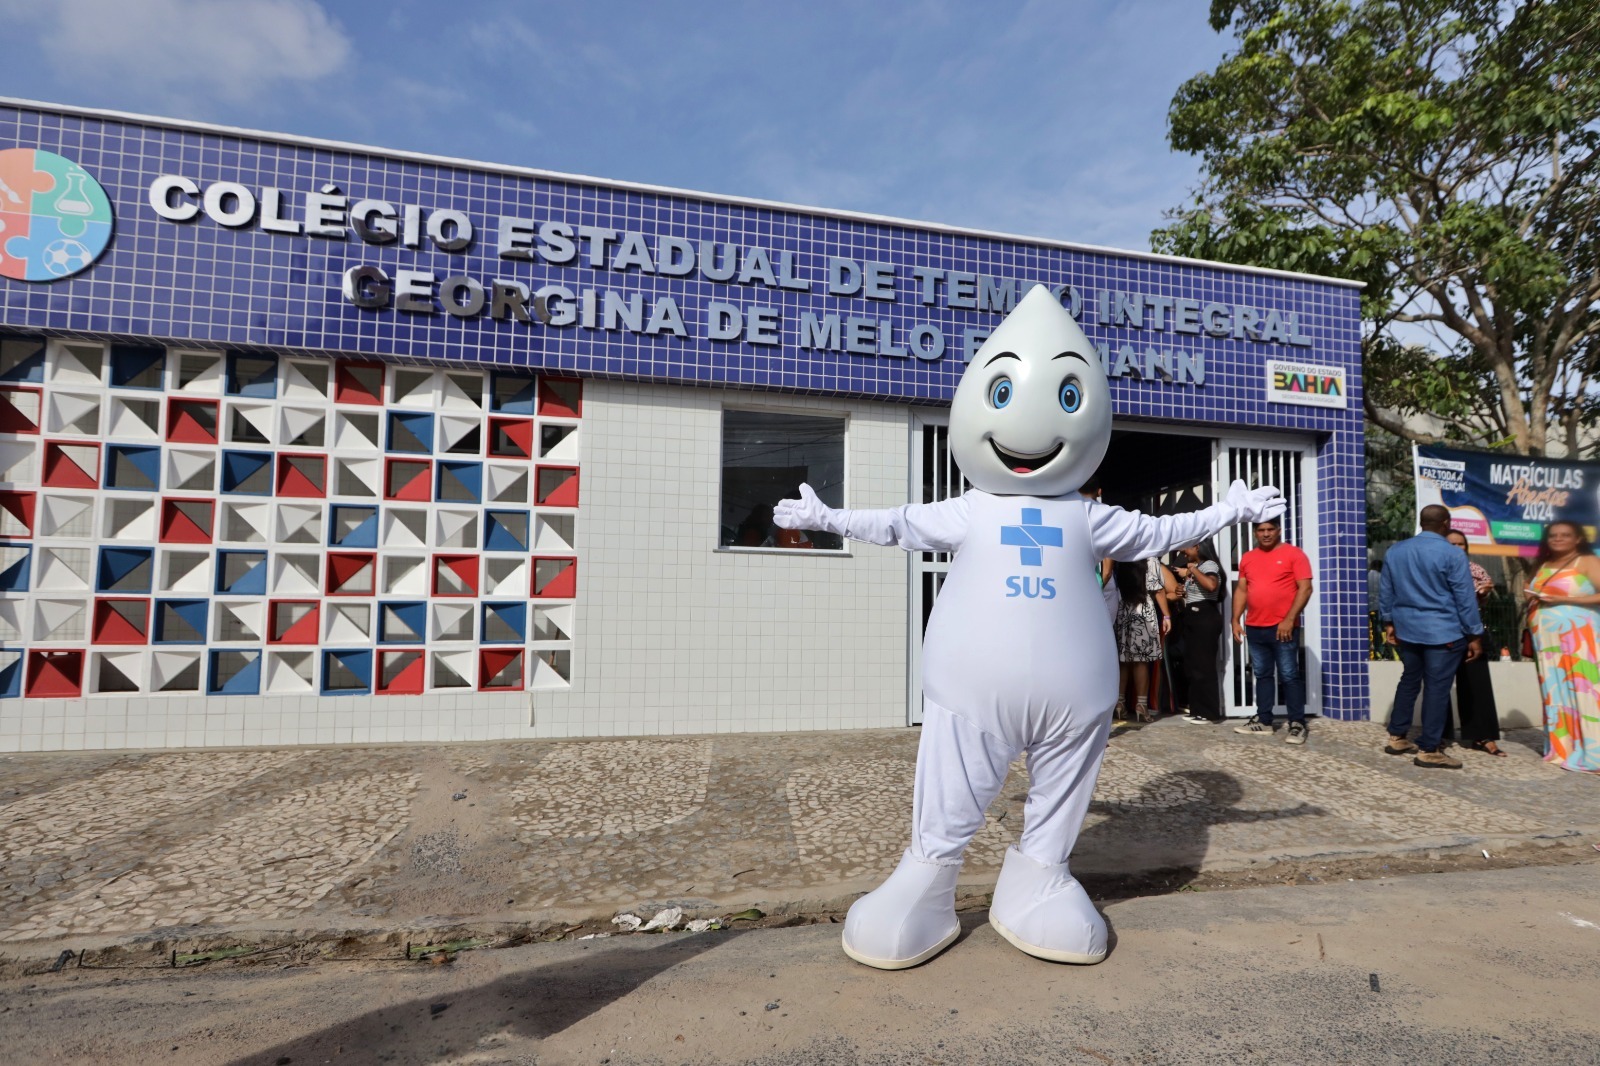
[530,381,913,737]
[0,379,917,749]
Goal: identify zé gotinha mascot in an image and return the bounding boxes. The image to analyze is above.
[775,284,1285,969]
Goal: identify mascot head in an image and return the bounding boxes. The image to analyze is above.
[948,284,1112,497]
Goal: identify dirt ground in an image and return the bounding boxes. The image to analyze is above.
[1,860,1597,1065]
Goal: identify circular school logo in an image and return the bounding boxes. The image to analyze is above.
[0,148,113,282]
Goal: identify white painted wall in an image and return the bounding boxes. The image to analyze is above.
[1369,660,1544,730]
[531,381,914,736]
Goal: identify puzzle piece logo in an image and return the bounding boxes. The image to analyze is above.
[0,148,113,282]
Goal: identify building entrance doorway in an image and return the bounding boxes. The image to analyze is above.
[907,416,1319,724]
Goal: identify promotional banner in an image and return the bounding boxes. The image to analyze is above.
[1414,443,1600,555]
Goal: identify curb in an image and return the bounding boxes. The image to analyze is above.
[2,826,1591,979]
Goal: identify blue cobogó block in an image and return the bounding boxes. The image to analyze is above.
[0,546,30,591]
[0,650,21,698]
[484,509,530,553]
[226,352,278,398]
[220,450,273,495]
[207,649,262,695]
[0,337,46,383]
[97,546,153,593]
[321,648,372,695]
[214,550,268,595]
[378,601,427,644]
[104,445,162,492]
[480,601,527,643]
[153,599,209,644]
[436,461,483,504]
[386,411,434,454]
[109,343,165,388]
[328,504,379,548]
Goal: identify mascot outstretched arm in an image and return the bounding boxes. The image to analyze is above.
[775,284,1284,970]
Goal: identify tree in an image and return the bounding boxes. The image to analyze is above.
[1153,0,1600,458]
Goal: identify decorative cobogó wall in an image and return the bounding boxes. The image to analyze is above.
[0,332,580,701]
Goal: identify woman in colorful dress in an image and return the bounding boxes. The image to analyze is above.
[1445,530,1504,756]
[1525,521,1600,773]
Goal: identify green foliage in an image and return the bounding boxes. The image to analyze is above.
[1364,425,1416,546]
[1156,0,1600,457]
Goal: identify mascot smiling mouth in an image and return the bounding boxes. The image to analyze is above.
[990,439,1063,475]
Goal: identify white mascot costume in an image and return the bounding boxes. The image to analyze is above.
[775,284,1285,969]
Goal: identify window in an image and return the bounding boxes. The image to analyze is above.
[720,410,845,550]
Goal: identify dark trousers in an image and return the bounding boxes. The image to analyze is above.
[1181,603,1224,720]
[1245,625,1306,726]
[1391,639,1467,753]
[1445,653,1500,744]
[1164,619,1189,713]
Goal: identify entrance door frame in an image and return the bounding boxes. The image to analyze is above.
[1209,430,1322,718]
[905,413,1321,723]
[907,408,966,724]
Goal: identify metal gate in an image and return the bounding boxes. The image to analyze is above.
[907,411,966,724]
[1212,439,1321,717]
[905,416,1318,723]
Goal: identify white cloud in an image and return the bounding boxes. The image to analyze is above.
[1,0,350,106]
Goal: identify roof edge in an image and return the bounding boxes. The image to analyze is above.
[3,95,1366,290]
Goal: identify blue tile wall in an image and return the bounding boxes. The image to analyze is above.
[1,102,1369,718]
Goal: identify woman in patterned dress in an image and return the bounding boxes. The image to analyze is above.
[1113,558,1173,722]
[1525,521,1600,773]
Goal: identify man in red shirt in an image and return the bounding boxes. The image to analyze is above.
[1230,517,1315,743]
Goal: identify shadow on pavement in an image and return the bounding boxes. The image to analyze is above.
[950,903,1124,963]
[227,928,744,1066]
[953,770,1318,965]
[1498,727,1548,758]
[1074,769,1322,901]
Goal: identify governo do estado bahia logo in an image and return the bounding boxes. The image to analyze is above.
[0,148,113,282]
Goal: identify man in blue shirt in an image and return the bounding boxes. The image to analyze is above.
[1379,505,1486,768]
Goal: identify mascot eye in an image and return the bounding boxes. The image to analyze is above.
[1059,379,1083,413]
[989,378,1013,408]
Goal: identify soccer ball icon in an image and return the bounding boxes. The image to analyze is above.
[41,238,94,277]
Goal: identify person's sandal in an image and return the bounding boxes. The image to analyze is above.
[1470,740,1507,757]
[1134,700,1154,723]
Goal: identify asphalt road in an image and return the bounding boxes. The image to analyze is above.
[1,863,1597,1065]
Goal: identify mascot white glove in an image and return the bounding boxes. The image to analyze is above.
[1221,479,1287,525]
[773,483,848,536]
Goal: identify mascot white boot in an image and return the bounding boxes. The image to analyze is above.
[776,284,1285,969]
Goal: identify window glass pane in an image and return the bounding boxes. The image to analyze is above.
[720,410,845,550]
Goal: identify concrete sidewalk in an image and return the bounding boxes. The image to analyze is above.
[0,716,1595,952]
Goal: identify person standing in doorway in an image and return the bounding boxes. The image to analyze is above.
[1379,505,1485,769]
[1174,541,1226,724]
[1445,529,1504,756]
[1231,517,1314,743]
[1113,559,1172,723]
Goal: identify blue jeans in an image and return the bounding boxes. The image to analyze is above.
[1390,639,1467,753]
[1245,625,1305,726]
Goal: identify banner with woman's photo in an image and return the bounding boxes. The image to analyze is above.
[1413,444,1600,556]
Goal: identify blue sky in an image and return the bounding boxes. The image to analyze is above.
[0,0,1234,253]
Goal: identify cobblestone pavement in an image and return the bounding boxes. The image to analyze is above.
[0,717,1593,946]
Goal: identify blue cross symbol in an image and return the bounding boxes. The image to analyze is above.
[1000,508,1063,567]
